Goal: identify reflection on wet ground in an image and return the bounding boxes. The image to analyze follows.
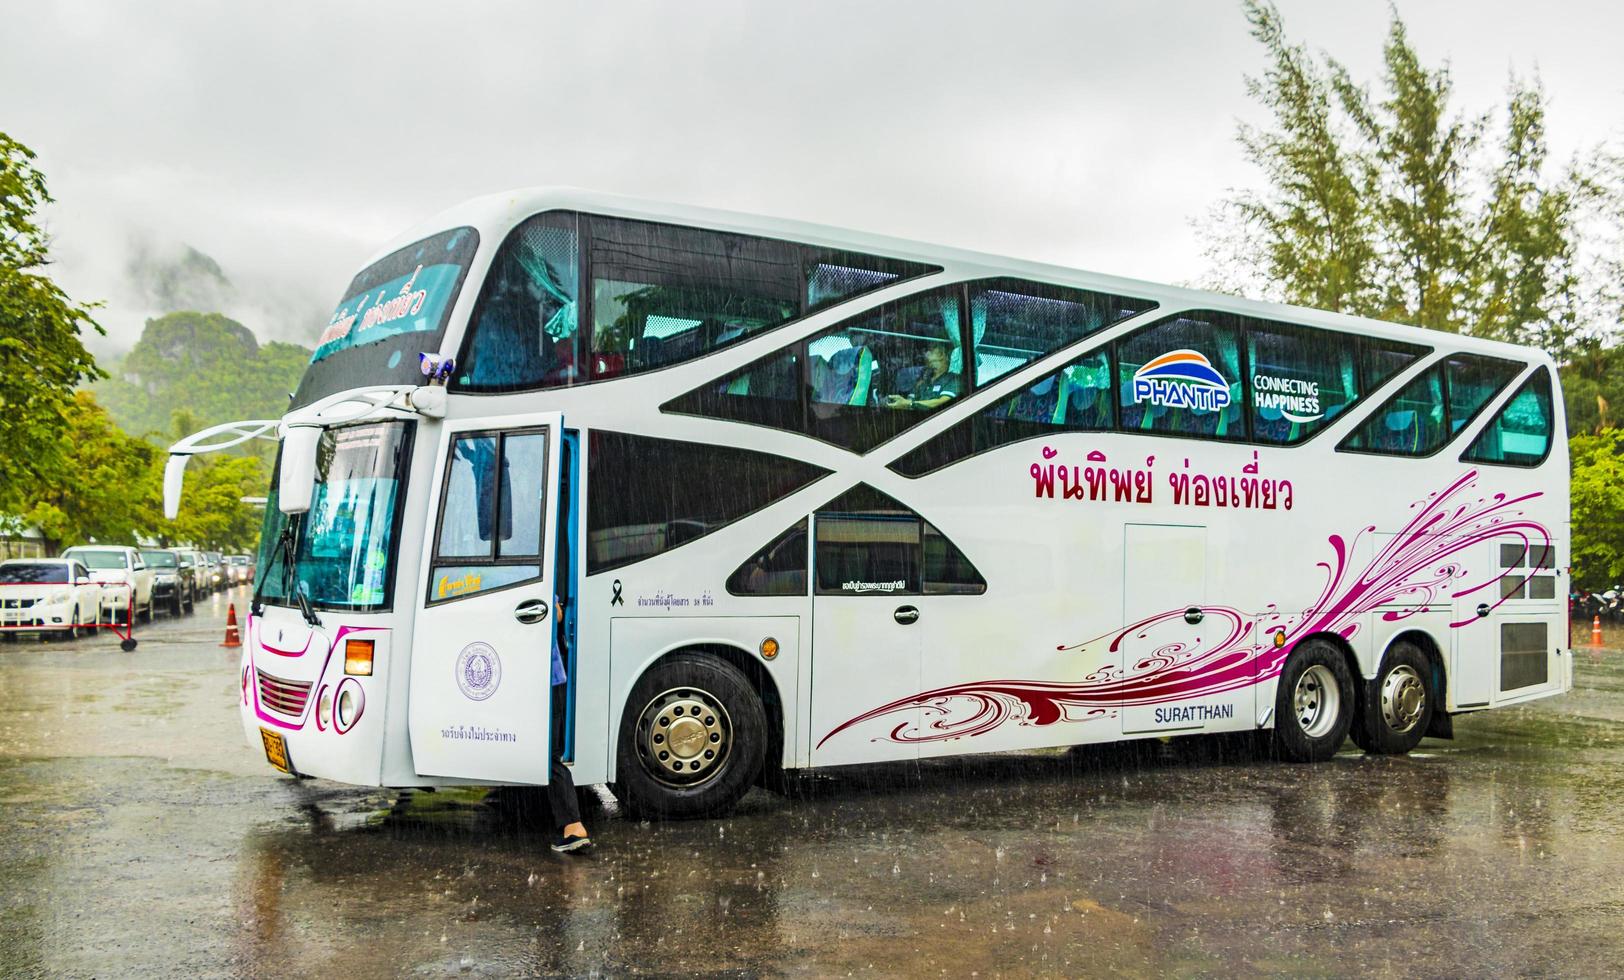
[3,598,1622,976]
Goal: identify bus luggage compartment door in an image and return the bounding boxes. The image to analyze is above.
[1118,523,1254,735]
[1452,537,1564,709]
[408,412,565,784]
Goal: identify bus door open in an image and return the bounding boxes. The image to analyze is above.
[408,412,565,783]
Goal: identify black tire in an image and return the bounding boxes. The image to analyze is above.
[1349,642,1434,755]
[613,653,766,820]
[1272,639,1356,763]
[138,595,153,624]
[169,591,184,618]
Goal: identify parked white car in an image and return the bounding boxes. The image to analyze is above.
[0,557,103,639]
[60,546,156,624]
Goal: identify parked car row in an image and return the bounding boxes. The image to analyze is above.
[0,546,255,642]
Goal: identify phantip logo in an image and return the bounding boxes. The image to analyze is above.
[1132,350,1232,413]
[455,641,502,701]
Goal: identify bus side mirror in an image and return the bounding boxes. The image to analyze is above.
[76,576,92,587]
[279,425,322,515]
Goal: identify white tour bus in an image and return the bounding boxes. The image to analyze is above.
[167,189,1569,819]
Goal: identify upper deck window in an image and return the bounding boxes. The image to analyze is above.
[453,213,937,392]
[665,287,966,454]
[1117,314,1247,440]
[1460,367,1554,467]
[294,228,480,409]
[457,212,582,391]
[1340,353,1523,457]
[668,278,1152,455]
[890,313,1430,477]
[969,279,1154,385]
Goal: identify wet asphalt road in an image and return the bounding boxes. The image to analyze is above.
[2,595,1623,978]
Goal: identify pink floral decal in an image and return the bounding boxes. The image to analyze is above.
[819,470,1550,748]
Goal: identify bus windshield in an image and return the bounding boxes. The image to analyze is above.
[291,227,479,409]
[255,420,414,611]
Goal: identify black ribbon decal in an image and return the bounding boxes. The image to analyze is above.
[610,579,624,606]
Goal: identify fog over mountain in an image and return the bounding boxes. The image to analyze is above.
[5,1,1621,357]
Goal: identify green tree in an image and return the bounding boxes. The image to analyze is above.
[160,454,267,553]
[1569,430,1624,589]
[0,132,104,515]
[1204,2,1596,356]
[22,392,157,553]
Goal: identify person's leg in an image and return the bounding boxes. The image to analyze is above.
[548,683,585,838]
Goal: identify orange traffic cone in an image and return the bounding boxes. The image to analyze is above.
[1592,615,1603,648]
[221,603,242,648]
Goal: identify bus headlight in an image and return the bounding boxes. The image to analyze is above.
[316,687,332,730]
[334,678,364,733]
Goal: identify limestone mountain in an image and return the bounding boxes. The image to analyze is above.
[94,311,309,443]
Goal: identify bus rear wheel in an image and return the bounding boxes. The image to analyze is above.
[614,653,765,820]
[1272,639,1355,763]
[1349,642,1433,755]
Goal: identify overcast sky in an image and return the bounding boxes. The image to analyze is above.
[4,0,1621,357]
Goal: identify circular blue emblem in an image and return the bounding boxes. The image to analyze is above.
[456,641,502,701]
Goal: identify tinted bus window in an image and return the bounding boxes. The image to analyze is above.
[1462,367,1554,467]
[456,212,582,391]
[726,519,808,596]
[586,431,829,574]
[813,484,984,596]
[1340,354,1521,457]
[969,279,1153,386]
[588,217,935,381]
[667,286,966,454]
[1117,314,1245,440]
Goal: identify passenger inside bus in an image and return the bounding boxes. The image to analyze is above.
[883,343,960,411]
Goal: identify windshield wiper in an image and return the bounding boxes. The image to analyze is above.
[295,588,322,628]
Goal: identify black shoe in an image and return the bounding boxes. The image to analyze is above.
[551,832,592,853]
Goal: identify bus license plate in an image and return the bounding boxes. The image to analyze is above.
[260,727,293,774]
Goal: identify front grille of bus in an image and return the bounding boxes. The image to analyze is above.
[256,669,314,718]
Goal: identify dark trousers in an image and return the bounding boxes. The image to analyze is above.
[548,682,580,831]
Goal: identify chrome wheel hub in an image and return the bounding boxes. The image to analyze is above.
[1293,664,1341,739]
[1380,665,1426,734]
[635,687,732,786]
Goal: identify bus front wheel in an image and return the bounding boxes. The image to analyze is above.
[1349,642,1433,756]
[1271,639,1355,763]
[613,653,766,820]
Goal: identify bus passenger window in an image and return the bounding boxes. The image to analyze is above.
[1461,367,1553,467]
[456,212,581,392]
[969,279,1153,386]
[1247,323,1359,444]
[726,519,808,596]
[1115,314,1245,441]
[1445,355,1524,434]
[813,484,983,596]
[588,217,937,382]
[665,287,967,454]
[889,346,1114,478]
[1340,354,1521,458]
[1341,366,1446,455]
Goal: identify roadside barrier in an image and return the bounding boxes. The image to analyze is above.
[222,603,242,648]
